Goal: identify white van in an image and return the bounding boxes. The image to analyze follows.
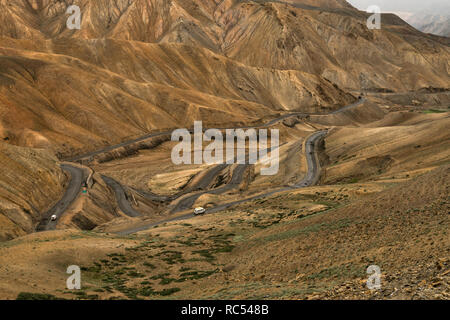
[194,207,206,215]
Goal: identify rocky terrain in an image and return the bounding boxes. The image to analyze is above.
[0,0,448,300]
[0,142,65,241]
[0,0,448,152]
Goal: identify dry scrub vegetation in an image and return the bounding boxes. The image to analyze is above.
[2,164,448,300]
[0,0,449,300]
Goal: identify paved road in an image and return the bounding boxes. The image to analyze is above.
[117,131,327,235]
[115,98,366,235]
[64,101,365,163]
[42,98,364,234]
[292,130,326,187]
[46,106,310,225]
[85,107,322,213]
[101,175,141,218]
[168,141,286,214]
[132,163,230,204]
[330,98,365,114]
[36,164,87,231]
[125,99,365,219]
[65,131,171,162]
[169,164,249,214]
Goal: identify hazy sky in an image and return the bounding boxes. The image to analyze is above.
[347,0,450,13]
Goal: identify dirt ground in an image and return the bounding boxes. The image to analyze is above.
[0,97,449,300]
[1,164,447,300]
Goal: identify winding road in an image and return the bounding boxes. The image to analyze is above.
[38,98,365,233]
[37,164,88,231]
[64,112,306,163]
[101,175,141,218]
[116,130,327,235]
[64,98,364,163]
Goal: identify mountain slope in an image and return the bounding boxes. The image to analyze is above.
[0,39,353,156]
[0,0,448,154]
[0,0,448,241]
[0,0,448,92]
[0,142,65,241]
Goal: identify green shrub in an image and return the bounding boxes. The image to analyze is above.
[158,288,180,296]
[16,292,63,300]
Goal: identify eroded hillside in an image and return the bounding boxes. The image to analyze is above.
[0,142,65,241]
[0,0,448,247]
